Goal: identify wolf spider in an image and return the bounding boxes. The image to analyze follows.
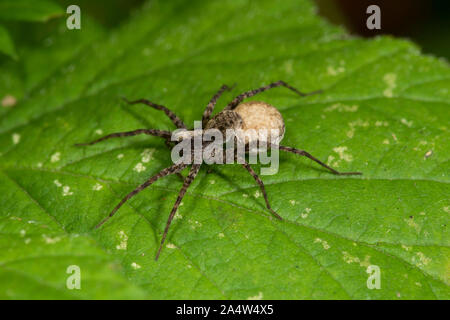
[76,80,362,260]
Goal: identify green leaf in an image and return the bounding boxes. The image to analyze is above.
[0,0,449,299]
[0,15,105,117]
[0,0,63,22]
[0,25,17,59]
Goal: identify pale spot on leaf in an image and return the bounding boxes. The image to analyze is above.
[314,238,330,250]
[404,217,420,233]
[116,231,128,250]
[391,133,398,141]
[284,59,294,74]
[402,244,412,251]
[166,243,177,249]
[133,162,146,173]
[2,94,17,107]
[300,208,311,219]
[401,118,413,127]
[342,252,372,268]
[415,252,431,267]
[42,234,61,244]
[62,186,73,196]
[51,152,61,163]
[141,148,154,163]
[347,119,369,139]
[174,211,183,220]
[343,251,359,264]
[189,219,202,230]
[327,63,345,76]
[383,73,397,97]
[247,292,263,300]
[12,133,20,144]
[333,146,353,162]
[92,183,103,191]
[375,121,389,127]
[324,103,358,113]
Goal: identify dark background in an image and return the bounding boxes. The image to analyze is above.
[315,0,450,60]
[6,0,450,60]
[55,0,450,60]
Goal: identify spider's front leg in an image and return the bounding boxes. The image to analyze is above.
[121,97,187,129]
[164,139,185,181]
[74,129,172,146]
[225,80,322,110]
[202,84,235,127]
[241,160,283,220]
[279,145,362,176]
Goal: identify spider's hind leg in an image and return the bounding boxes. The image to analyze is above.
[95,162,187,229]
[279,145,362,176]
[156,164,201,260]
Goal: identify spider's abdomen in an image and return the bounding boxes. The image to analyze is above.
[234,101,285,145]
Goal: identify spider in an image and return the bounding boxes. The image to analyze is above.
[76,80,362,260]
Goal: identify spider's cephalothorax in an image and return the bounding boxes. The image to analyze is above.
[76,80,362,260]
[205,109,243,134]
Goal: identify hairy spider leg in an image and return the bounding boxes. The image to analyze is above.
[165,140,185,181]
[95,163,188,229]
[155,164,201,260]
[120,97,190,177]
[74,129,172,146]
[279,145,362,175]
[241,160,283,220]
[122,97,187,129]
[225,80,322,110]
[202,84,234,127]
